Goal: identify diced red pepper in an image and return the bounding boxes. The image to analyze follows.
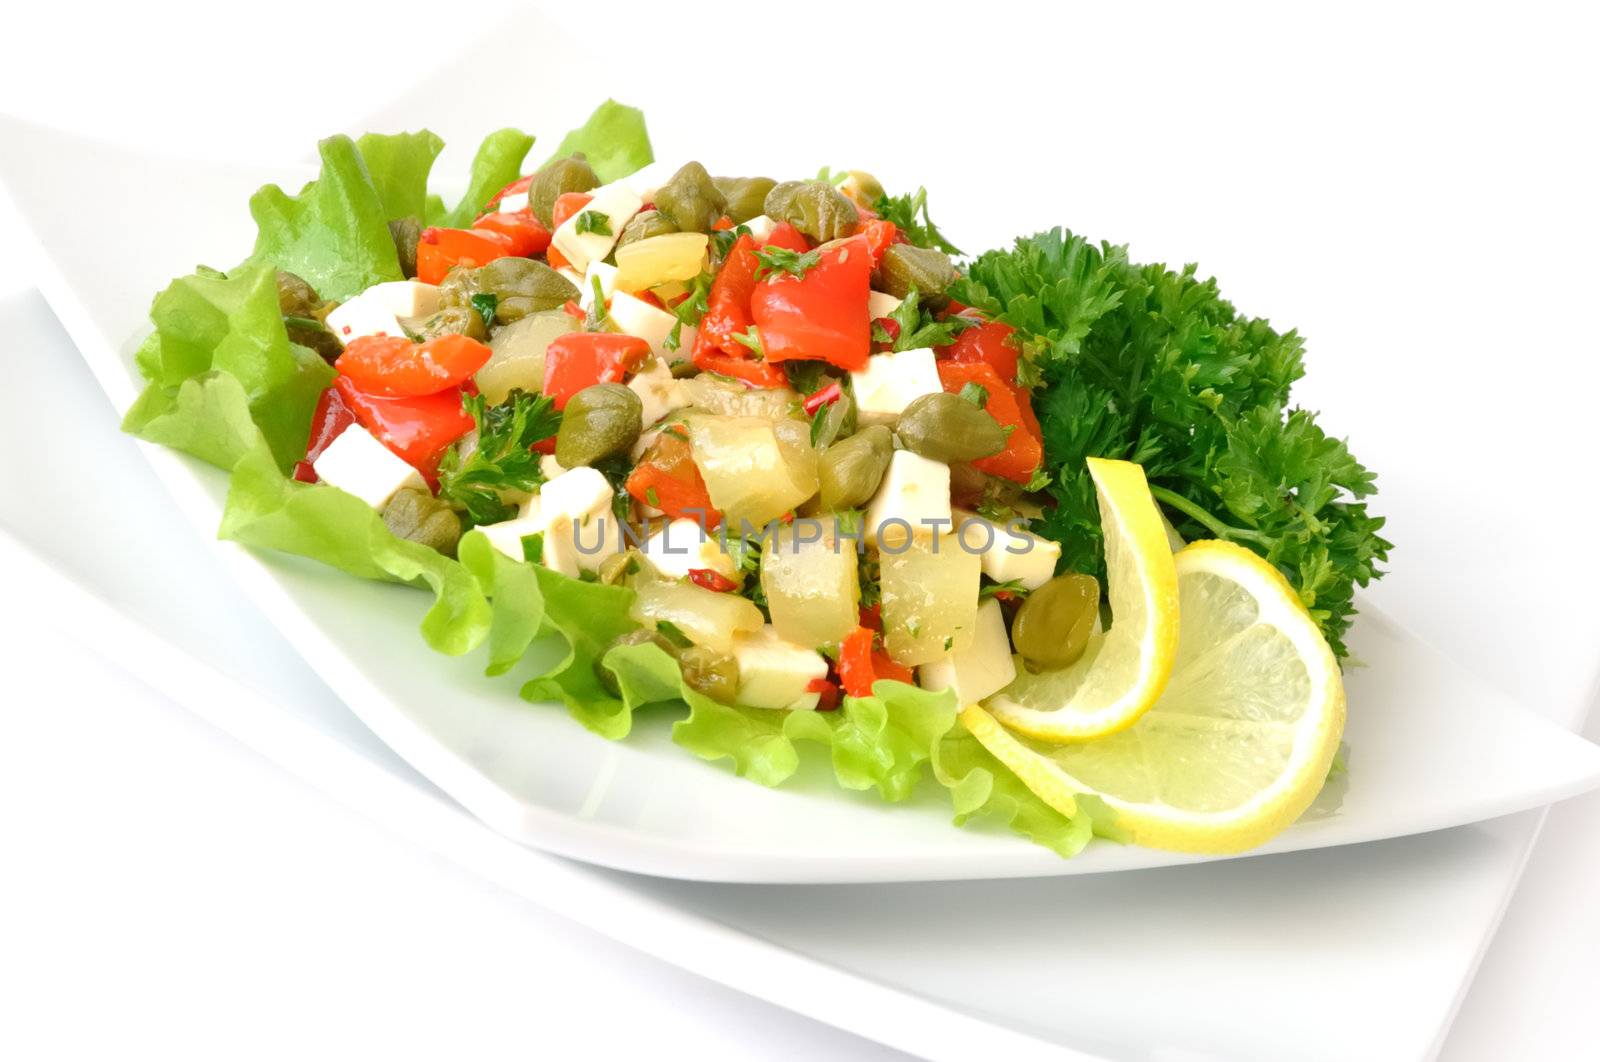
[541,332,652,410]
[760,221,811,253]
[305,385,355,462]
[473,209,551,257]
[801,381,843,415]
[415,227,516,285]
[625,428,721,528]
[291,460,319,484]
[544,192,593,272]
[859,218,898,269]
[935,361,1043,485]
[688,568,738,593]
[858,603,882,631]
[333,375,473,484]
[751,235,872,371]
[690,350,789,388]
[561,299,585,320]
[711,215,735,232]
[487,175,533,209]
[837,626,914,699]
[695,233,761,357]
[335,333,492,398]
[807,676,842,711]
[940,318,1022,386]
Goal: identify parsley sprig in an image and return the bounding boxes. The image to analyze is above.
[874,187,962,256]
[753,245,822,281]
[437,390,562,528]
[873,288,977,351]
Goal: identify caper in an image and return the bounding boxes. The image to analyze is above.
[618,209,679,248]
[275,270,323,317]
[275,271,342,361]
[877,243,958,303]
[597,548,644,587]
[436,265,482,310]
[763,180,860,243]
[595,627,679,697]
[838,170,885,208]
[388,216,423,279]
[895,392,1007,463]
[556,383,643,467]
[477,258,578,323]
[1011,573,1100,671]
[818,424,892,511]
[653,162,726,234]
[410,304,487,343]
[381,487,463,556]
[527,153,599,227]
[678,645,740,704]
[713,176,777,224]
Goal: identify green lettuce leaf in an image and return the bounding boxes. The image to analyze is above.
[546,100,653,183]
[219,445,490,656]
[932,729,1096,857]
[122,261,334,471]
[518,566,642,739]
[248,134,403,301]
[356,130,445,221]
[439,128,535,228]
[456,529,549,676]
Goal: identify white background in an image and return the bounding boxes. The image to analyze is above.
[2,2,1597,1059]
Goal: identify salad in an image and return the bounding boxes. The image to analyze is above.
[123,101,1389,858]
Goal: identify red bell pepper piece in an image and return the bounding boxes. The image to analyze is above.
[690,350,789,388]
[473,209,551,257]
[487,174,533,209]
[291,461,319,484]
[334,333,492,398]
[544,192,593,272]
[837,626,914,699]
[695,233,761,357]
[940,318,1022,385]
[807,676,842,711]
[541,332,652,410]
[801,381,843,415]
[859,218,898,269]
[333,375,473,483]
[935,362,1043,485]
[688,568,739,593]
[751,236,872,371]
[760,221,811,253]
[415,227,517,285]
[305,385,355,462]
[625,429,721,528]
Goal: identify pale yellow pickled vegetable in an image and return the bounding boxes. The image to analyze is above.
[614,232,710,293]
[760,521,860,647]
[629,576,764,654]
[476,311,578,404]
[679,375,802,420]
[687,414,819,528]
[880,532,981,666]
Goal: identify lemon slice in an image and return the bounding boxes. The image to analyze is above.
[964,539,1346,853]
[985,457,1180,741]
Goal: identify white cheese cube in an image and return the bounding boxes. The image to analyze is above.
[312,426,424,509]
[364,280,440,319]
[551,179,644,273]
[496,190,530,214]
[539,466,614,525]
[537,454,567,484]
[731,626,830,710]
[867,290,903,320]
[642,518,737,581]
[741,214,778,242]
[850,347,943,425]
[578,261,619,312]
[557,267,585,291]
[627,359,689,429]
[491,470,626,577]
[478,515,547,564]
[952,509,1062,590]
[918,599,1016,705]
[609,292,680,358]
[865,450,952,549]
[324,297,406,349]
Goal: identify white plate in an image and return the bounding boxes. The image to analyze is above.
[0,283,1576,1062]
[2,104,1597,881]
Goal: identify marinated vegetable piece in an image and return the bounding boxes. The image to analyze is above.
[597,547,644,586]
[410,304,488,344]
[436,265,482,310]
[677,375,802,420]
[818,424,892,511]
[760,521,861,648]
[477,257,578,322]
[678,645,741,704]
[895,391,1007,463]
[276,270,342,361]
[763,180,860,243]
[476,310,578,403]
[629,576,764,654]
[654,162,726,234]
[617,209,679,248]
[836,170,884,209]
[528,153,599,227]
[713,176,777,224]
[1011,572,1101,671]
[381,487,463,555]
[388,216,423,278]
[879,531,981,667]
[808,390,856,450]
[687,414,819,528]
[877,243,958,302]
[556,383,643,467]
[613,232,710,292]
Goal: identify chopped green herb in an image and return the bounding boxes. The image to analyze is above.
[980,579,1030,600]
[942,636,953,652]
[585,274,611,331]
[469,291,498,327]
[437,390,562,527]
[958,381,989,407]
[575,209,612,236]
[709,224,750,261]
[645,486,660,508]
[732,326,764,359]
[520,532,544,564]
[654,620,693,649]
[873,187,962,256]
[885,288,976,351]
[754,245,822,282]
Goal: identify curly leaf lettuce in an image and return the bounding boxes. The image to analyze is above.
[122,261,333,471]
[546,99,653,183]
[249,134,403,301]
[355,130,445,222]
[438,128,536,228]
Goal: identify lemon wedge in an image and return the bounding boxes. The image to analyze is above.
[965,539,1346,853]
[985,457,1180,741]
